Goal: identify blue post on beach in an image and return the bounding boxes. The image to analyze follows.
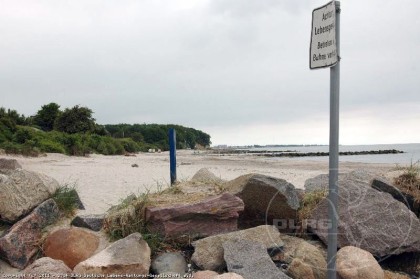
[169,128,177,185]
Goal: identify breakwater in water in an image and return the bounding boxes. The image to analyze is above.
[210,149,404,158]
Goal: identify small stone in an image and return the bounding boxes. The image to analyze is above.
[336,246,384,279]
[71,214,105,231]
[288,258,315,279]
[23,257,72,275]
[152,252,187,275]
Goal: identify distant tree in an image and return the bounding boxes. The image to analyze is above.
[0,107,28,125]
[33,102,61,131]
[54,105,96,134]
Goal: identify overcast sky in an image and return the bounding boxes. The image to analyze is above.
[1,0,419,146]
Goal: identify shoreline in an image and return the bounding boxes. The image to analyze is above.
[0,151,397,215]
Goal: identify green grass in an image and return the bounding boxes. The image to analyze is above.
[52,184,80,217]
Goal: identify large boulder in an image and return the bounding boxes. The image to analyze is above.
[372,178,419,217]
[304,173,346,193]
[0,158,22,170]
[336,246,384,279]
[191,225,283,271]
[225,174,300,231]
[43,227,100,269]
[308,170,420,257]
[0,199,59,269]
[73,233,151,275]
[145,193,244,239]
[23,257,72,276]
[0,168,59,222]
[223,239,291,279]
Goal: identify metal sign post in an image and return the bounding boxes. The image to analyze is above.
[169,128,177,185]
[310,1,341,278]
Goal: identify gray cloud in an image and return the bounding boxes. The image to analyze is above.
[1,0,419,145]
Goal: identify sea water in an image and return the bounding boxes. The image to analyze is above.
[247,143,420,165]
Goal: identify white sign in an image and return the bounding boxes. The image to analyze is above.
[310,1,337,69]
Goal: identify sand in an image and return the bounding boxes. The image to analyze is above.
[0,150,395,215]
[0,151,398,274]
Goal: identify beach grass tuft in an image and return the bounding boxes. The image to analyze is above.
[298,189,328,222]
[103,191,150,241]
[394,160,420,202]
[52,184,80,217]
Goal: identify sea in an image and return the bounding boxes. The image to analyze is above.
[240,143,420,165]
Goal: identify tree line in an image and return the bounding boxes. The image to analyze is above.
[0,103,211,156]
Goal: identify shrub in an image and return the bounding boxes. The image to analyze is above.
[13,127,33,144]
[2,142,21,154]
[118,138,140,153]
[38,139,66,153]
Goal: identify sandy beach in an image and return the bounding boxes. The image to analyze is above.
[1,151,397,215]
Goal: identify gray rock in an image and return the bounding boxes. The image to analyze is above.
[192,168,224,184]
[225,174,300,232]
[372,178,419,217]
[0,169,59,222]
[304,173,346,193]
[0,159,22,170]
[223,239,291,279]
[73,233,151,275]
[0,199,59,269]
[191,225,284,271]
[23,257,72,275]
[72,190,85,210]
[152,252,187,276]
[71,214,105,231]
[308,170,420,257]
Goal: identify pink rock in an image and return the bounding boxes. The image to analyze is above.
[0,199,59,269]
[145,193,244,238]
[214,273,244,279]
[193,270,219,279]
[43,227,100,269]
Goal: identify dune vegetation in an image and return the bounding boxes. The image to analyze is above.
[0,103,211,156]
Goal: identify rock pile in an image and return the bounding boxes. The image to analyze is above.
[0,159,418,278]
